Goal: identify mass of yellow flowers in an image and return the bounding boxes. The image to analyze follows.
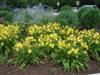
[0,24,20,50]
[0,24,20,40]
[13,23,100,56]
[0,23,99,57]
[1,23,100,71]
[14,36,35,53]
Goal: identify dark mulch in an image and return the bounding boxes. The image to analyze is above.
[0,60,100,75]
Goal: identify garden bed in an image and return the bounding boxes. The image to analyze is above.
[0,0,100,74]
[0,60,100,75]
[0,23,100,74]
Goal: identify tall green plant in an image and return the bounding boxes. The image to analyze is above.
[0,25,20,64]
[56,9,79,26]
[78,7,100,28]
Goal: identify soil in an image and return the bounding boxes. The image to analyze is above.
[0,60,100,75]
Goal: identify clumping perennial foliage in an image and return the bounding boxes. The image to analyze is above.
[0,24,20,59]
[0,23,100,71]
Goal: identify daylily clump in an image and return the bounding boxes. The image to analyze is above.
[0,23,100,71]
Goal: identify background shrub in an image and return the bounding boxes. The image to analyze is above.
[0,10,14,22]
[60,5,73,11]
[6,0,29,8]
[1,0,99,8]
[79,0,95,6]
[56,7,79,26]
[95,0,100,8]
[78,6,100,29]
[44,0,76,8]
[0,10,8,17]
[5,0,77,8]
[38,15,55,24]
